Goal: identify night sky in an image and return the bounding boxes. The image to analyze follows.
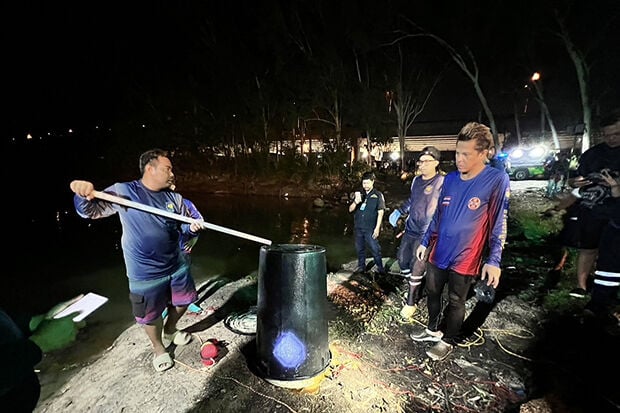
[6,1,620,137]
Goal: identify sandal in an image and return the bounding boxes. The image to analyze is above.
[162,330,192,347]
[152,352,174,372]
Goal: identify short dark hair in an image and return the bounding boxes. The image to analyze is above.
[457,122,494,154]
[361,172,375,181]
[139,148,169,175]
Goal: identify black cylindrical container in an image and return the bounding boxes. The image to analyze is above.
[255,244,331,386]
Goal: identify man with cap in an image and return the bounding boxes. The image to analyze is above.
[389,146,445,319]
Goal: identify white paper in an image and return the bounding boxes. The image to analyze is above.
[53,292,108,322]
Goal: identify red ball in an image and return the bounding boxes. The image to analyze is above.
[201,342,218,359]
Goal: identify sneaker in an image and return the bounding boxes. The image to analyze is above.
[569,288,588,298]
[426,340,453,361]
[410,328,443,342]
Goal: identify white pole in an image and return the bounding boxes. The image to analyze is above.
[93,190,272,246]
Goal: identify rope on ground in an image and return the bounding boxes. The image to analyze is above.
[396,300,535,361]
[442,371,453,413]
[447,325,535,361]
[480,327,535,361]
[457,328,485,349]
[398,316,427,328]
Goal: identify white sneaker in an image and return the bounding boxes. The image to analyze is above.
[410,328,443,342]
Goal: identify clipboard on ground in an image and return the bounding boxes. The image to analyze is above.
[53,292,109,322]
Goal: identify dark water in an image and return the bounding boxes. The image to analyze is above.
[9,190,370,333]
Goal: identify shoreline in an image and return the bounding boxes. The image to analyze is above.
[34,263,376,412]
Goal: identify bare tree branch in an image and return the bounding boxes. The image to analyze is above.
[387,19,500,147]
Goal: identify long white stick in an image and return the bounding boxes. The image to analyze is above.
[93,190,272,245]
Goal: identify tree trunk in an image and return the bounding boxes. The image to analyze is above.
[472,81,499,148]
[533,82,561,150]
[513,101,522,145]
[556,15,592,152]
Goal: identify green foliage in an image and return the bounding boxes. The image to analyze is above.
[509,209,561,245]
[328,317,365,339]
[365,303,401,335]
[343,161,373,187]
[542,290,586,314]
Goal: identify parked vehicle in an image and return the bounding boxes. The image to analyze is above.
[505,146,552,180]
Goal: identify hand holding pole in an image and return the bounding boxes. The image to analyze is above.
[92,190,272,246]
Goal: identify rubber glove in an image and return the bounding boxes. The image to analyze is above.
[400,304,417,319]
[30,313,81,352]
[28,295,85,353]
[389,209,401,227]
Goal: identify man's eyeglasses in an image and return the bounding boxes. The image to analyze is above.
[417,159,436,165]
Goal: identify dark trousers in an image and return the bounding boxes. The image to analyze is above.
[425,262,474,345]
[586,224,620,315]
[397,233,427,304]
[354,228,384,272]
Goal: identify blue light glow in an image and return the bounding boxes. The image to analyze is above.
[273,331,306,368]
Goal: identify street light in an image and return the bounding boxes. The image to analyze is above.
[529,71,560,150]
[530,72,545,138]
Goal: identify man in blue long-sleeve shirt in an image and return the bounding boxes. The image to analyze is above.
[70,149,204,372]
[414,122,510,361]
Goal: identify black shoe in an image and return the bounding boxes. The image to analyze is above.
[426,340,454,361]
[569,288,588,298]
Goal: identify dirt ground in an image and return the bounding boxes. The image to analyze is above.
[33,179,620,413]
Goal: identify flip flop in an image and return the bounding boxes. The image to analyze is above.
[162,330,192,347]
[152,352,174,372]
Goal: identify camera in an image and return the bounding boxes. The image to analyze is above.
[583,169,619,185]
[473,279,496,304]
